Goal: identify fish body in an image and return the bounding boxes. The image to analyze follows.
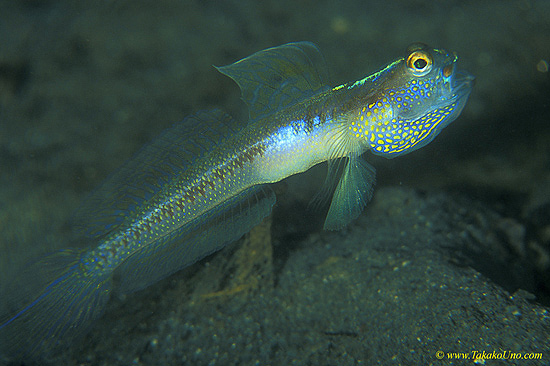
[0,42,473,361]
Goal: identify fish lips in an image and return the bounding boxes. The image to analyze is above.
[451,69,475,99]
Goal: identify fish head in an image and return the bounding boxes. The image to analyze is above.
[363,43,474,158]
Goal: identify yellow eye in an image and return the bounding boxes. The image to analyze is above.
[406,50,433,76]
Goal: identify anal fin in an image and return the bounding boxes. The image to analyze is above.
[114,186,276,294]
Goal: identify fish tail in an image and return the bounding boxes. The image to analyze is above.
[0,248,112,362]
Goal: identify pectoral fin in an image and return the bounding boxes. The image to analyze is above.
[323,156,376,230]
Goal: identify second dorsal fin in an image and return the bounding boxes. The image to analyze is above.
[216,42,330,122]
[72,109,240,240]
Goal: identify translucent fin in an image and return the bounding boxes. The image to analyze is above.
[309,158,346,210]
[114,185,276,294]
[216,42,330,121]
[0,249,112,362]
[324,156,376,230]
[73,109,240,240]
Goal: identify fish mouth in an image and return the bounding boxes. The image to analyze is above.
[450,69,475,100]
[432,67,474,113]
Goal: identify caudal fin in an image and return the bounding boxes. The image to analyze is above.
[0,249,112,362]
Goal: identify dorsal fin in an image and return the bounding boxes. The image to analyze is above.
[216,42,330,122]
[72,109,240,240]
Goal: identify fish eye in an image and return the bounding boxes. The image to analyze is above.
[406,50,433,76]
